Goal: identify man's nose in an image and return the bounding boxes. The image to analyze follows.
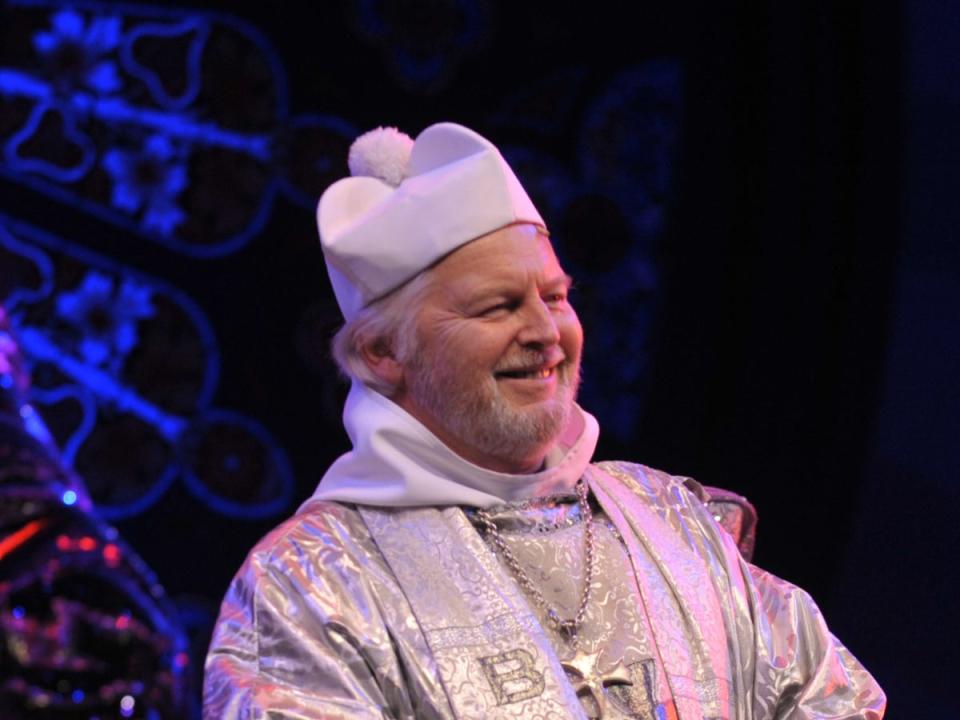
[517,298,561,347]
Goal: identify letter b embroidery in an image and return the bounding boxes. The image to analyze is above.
[478,649,545,705]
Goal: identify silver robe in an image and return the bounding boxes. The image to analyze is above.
[204,462,885,719]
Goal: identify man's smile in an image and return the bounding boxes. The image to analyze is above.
[495,366,556,380]
[494,349,565,382]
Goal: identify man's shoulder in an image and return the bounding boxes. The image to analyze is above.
[242,500,377,574]
[592,459,710,503]
[592,460,757,561]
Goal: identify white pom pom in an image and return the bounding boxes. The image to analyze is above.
[347,126,414,187]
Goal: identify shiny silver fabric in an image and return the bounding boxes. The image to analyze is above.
[465,489,679,718]
[204,462,885,719]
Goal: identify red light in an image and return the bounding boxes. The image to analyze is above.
[103,544,120,565]
[174,652,190,667]
[0,519,49,560]
[115,615,130,630]
[77,537,96,552]
[56,535,71,551]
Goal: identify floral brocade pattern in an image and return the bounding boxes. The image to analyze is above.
[477,499,677,718]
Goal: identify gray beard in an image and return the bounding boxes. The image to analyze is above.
[406,352,581,468]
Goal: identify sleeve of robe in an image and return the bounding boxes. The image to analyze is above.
[744,562,886,719]
[202,505,429,720]
[681,475,887,719]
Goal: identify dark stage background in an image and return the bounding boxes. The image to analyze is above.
[0,0,956,716]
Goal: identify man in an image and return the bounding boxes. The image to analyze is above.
[204,123,885,719]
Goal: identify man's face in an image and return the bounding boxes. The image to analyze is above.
[394,223,583,473]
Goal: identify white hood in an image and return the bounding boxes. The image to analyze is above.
[305,382,599,508]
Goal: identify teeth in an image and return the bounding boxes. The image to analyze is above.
[501,367,553,379]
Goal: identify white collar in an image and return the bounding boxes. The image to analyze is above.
[305,382,600,509]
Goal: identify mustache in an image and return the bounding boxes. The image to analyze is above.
[493,348,566,374]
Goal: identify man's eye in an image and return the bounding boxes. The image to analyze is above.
[479,302,511,316]
[477,295,565,316]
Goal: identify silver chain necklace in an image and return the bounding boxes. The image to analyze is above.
[474,479,596,648]
[474,480,634,718]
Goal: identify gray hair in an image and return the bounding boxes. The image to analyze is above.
[330,270,434,395]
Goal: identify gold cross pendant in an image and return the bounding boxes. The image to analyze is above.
[561,648,632,719]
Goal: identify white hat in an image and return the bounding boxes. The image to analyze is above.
[317,122,546,322]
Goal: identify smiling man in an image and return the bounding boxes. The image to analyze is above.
[203,123,885,719]
[380,224,581,475]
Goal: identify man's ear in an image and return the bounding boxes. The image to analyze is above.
[360,338,405,391]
